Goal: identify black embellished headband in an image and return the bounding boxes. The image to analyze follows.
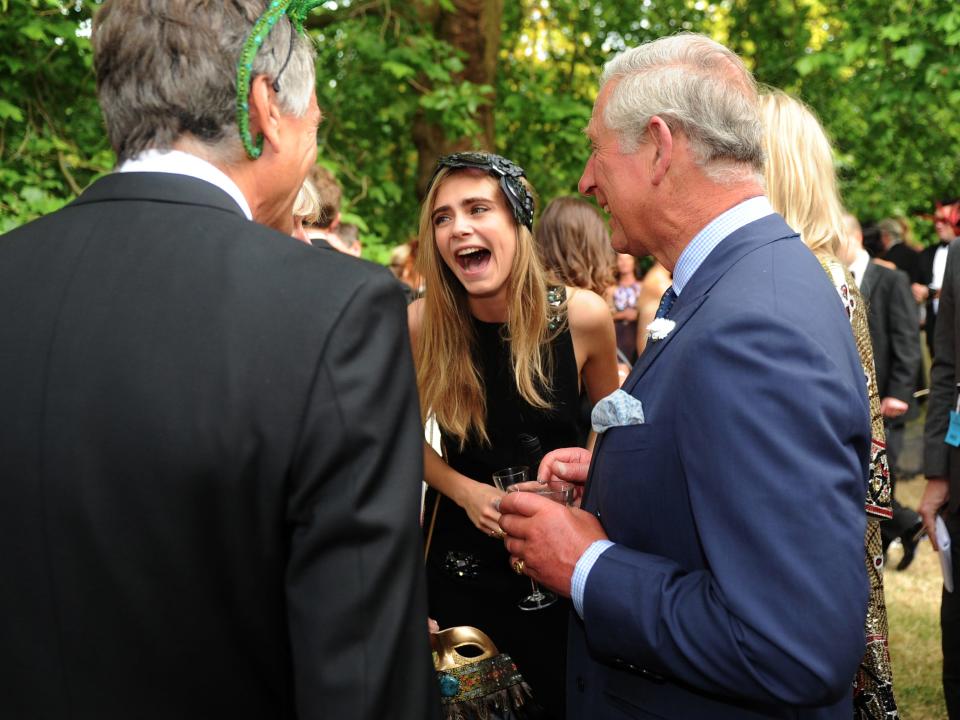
[428,152,535,232]
[236,0,323,160]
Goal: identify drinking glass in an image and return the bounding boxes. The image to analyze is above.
[493,466,575,611]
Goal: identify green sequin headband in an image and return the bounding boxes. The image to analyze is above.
[236,0,323,159]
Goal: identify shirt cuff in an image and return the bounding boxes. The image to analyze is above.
[571,539,615,618]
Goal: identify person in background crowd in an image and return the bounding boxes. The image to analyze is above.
[917,202,960,720]
[843,213,923,571]
[390,239,426,302]
[291,178,320,244]
[410,152,619,719]
[500,35,870,720]
[916,200,960,359]
[0,1,439,718]
[878,217,921,283]
[334,221,362,257]
[921,198,960,720]
[605,253,643,363]
[534,195,617,297]
[633,260,672,357]
[900,215,924,252]
[760,89,897,717]
[534,194,622,393]
[303,164,343,248]
[860,224,886,259]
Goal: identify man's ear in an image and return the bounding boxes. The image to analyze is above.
[647,115,673,186]
[247,75,283,154]
[329,211,341,231]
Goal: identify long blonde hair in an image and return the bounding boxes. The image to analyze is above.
[759,90,847,258]
[415,167,557,448]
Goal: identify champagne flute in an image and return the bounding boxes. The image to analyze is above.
[493,466,575,611]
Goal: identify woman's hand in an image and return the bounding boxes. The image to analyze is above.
[456,480,506,537]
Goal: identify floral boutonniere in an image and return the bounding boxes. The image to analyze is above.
[646,317,676,342]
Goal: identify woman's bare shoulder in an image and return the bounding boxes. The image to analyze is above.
[566,286,611,329]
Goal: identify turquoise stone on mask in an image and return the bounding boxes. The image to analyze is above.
[438,673,459,698]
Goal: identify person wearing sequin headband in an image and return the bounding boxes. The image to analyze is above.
[409,151,619,718]
[0,1,440,717]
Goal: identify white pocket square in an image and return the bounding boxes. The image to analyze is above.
[591,389,645,434]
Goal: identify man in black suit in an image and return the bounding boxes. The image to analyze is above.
[922,202,960,717]
[0,2,438,719]
[878,217,921,282]
[845,214,923,568]
[916,200,960,358]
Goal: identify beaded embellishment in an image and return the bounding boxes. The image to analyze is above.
[236,0,324,159]
[547,285,566,331]
[442,550,480,581]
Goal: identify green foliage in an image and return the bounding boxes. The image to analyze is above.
[312,9,493,261]
[2,0,958,257]
[0,0,112,233]
[733,0,960,235]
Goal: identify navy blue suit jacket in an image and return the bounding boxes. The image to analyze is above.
[568,214,870,719]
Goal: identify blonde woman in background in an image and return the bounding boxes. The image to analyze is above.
[760,89,897,719]
[409,152,618,718]
[291,178,320,244]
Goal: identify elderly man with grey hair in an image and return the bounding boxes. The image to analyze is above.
[498,33,870,719]
[0,2,438,719]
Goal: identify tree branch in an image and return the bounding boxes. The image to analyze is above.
[304,0,385,31]
[57,151,82,196]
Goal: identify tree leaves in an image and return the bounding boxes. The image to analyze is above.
[2,0,957,256]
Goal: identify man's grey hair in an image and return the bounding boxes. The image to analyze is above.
[877,218,903,246]
[600,33,763,183]
[93,0,316,164]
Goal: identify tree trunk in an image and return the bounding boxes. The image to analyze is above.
[412,0,503,198]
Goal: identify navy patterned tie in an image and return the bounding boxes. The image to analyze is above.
[655,286,677,319]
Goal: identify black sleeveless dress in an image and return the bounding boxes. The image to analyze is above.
[424,299,587,720]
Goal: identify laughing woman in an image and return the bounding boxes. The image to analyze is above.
[409,152,618,718]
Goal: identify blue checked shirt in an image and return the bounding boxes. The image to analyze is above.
[571,195,775,618]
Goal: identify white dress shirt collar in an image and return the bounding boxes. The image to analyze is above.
[848,248,870,289]
[672,196,774,295]
[117,149,253,220]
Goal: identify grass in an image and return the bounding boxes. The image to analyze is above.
[885,474,947,719]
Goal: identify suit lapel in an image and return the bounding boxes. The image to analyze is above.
[623,213,798,395]
[860,262,878,302]
[583,213,798,509]
[621,294,707,394]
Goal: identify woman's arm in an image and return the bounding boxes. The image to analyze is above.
[423,444,504,536]
[566,287,620,405]
[635,264,672,356]
[408,298,505,536]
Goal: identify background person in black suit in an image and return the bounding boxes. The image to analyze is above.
[0,2,438,718]
[915,200,960,359]
[844,213,923,569]
[878,217,921,283]
[922,223,960,718]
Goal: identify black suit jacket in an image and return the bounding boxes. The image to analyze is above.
[924,240,960,510]
[883,242,920,283]
[918,242,948,354]
[0,173,439,719]
[918,243,938,288]
[860,262,921,403]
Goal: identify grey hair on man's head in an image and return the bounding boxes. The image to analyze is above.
[93,0,316,164]
[600,33,763,183]
[876,218,903,245]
